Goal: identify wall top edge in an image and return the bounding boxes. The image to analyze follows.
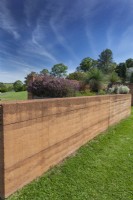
[0,94,131,106]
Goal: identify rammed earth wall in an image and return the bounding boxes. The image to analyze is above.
[126,83,133,105]
[0,94,131,199]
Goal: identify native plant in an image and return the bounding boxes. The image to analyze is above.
[85,68,103,92]
[130,72,133,83]
[118,85,130,94]
[108,85,130,94]
[28,75,80,98]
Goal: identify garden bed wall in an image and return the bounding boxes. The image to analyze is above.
[0,94,131,199]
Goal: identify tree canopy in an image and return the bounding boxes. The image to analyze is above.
[77,57,96,72]
[67,72,87,81]
[98,49,114,73]
[25,71,37,85]
[40,68,49,75]
[85,68,103,92]
[115,63,127,83]
[126,58,133,68]
[13,80,24,92]
[51,63,68,77]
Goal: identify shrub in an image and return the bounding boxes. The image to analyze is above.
[28,75,80,98]
[118,85,130,94]
[13,80,24,92]
[108,85,130,94]
[108,72,120,84]
[0,84,8,93]
[67,72,87,81]
[7,85,14,92]
[85,69,103,92]
[98,90,106,95]
[108,87,116,94]
[75,90,95,97]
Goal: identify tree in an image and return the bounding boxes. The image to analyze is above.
[77,57,97,72]
[115,63,127,83]
[51,63,68,77]
[7,84,14,92]
[67,72,87,81]
[24,71,37,85]
[130,72,133,83]
[98,49,114,73]
[107,72,120,88]
[13,80,24,92]
[40,68,49,75]
[126,58,133,68]
[125,59,133,81]
[0,83,8,93]
[85,68,103,92]
[108,72,120,84]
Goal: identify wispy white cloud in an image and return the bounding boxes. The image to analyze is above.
[106,0,125,48]
[24,0,101,63]
[107,0,133,48]
[0,54,37,82]
[0,53,35,72]
[26,41,58,63]
[0,0,20,39]
[85,28,98,57]
[24,1,59,64]
[106,0,133,62]
[1,0,133,82]
[113,26,133,62]
[24,0,35,26]
[28,28,58,63]
[24,0,81,70]
[117,25,133,51]
[50,20,79,62]
[83,0,105,57]
[49,3,79,62]
[0,69,26,83]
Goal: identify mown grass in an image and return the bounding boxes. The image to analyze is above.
[0,91,27,101]
[8,108,133,200]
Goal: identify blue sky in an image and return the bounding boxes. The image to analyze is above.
[0,0,133,82]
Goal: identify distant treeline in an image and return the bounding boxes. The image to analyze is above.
[0,81,26,93]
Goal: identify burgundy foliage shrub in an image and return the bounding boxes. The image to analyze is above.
[28,75,80,98]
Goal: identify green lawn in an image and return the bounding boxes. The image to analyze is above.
[8,108,133,200]
[0,91,27,101]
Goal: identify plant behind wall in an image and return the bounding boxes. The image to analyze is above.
[28,75,80,98]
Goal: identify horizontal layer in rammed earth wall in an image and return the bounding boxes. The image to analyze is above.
[0,94,131,199]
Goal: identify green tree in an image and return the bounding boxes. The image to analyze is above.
[40,68,49,75]
[98,49,114,73]
[24,71,37,85]
[0,83,8,93]
[13,80,24,92]
[7,84,14,92]
[51,63,68,77]
[107,72,120,88]
[126,58,133,68]
[130,72,133,83]
[0,82,4,89]
[108,72,120,84]
[85,68,103,92]
[115,63,127,83]
[67,72,87,81]
[77,57,97,72]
